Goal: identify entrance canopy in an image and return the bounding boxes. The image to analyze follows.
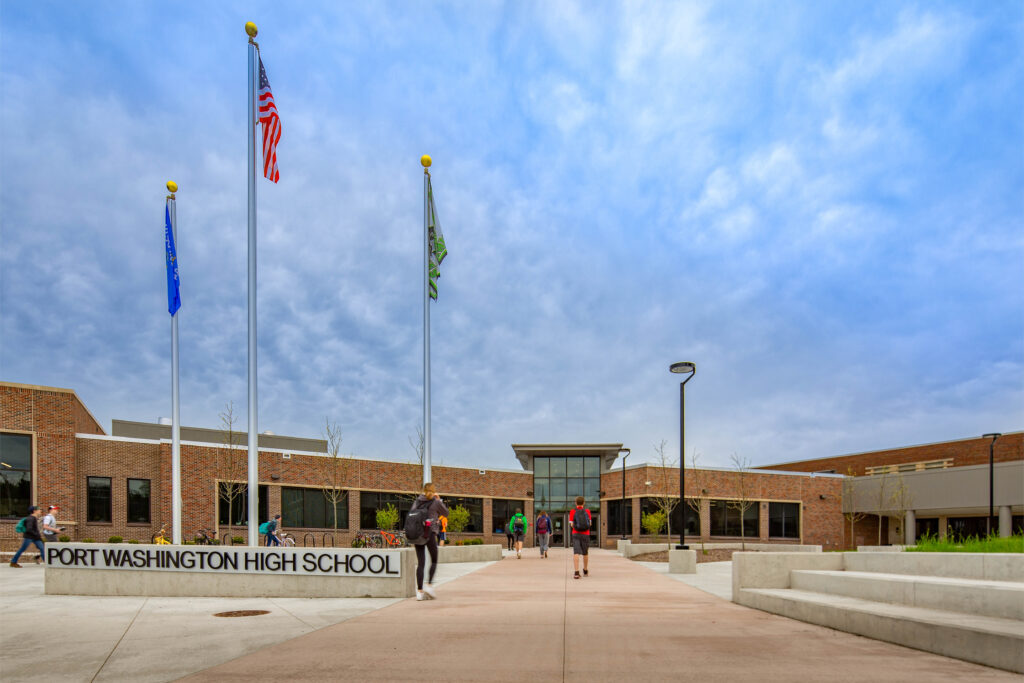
[511,443,624,474]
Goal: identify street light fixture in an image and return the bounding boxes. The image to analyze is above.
[619,448,631,540]
[983,433,1001,536]
[670,361,696,550]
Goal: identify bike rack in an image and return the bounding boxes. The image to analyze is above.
[303,533,316,547]
[322,533,334,547]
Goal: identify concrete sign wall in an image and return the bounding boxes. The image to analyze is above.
[46,544,402,577]
[45,544,416,598]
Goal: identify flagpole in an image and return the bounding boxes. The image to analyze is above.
[422,155,432,485]
[167,181,182,545]
[245,22,260,547]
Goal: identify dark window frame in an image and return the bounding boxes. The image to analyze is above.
[87,476,113,523]
[0,432,33,519]
[768,502,800,539]
[217,483,269,527]
[281,486,348,529]
[127,478,151,524]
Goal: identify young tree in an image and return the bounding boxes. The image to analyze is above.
[215,402,247,536]
[727,453,757,550]
[648,440,681,541]
[685,448,711,552]
[873,470,891,545]
[888,473,915,545]
[842,467,868,550]
[641,509,667,543]
[317,418,351,543]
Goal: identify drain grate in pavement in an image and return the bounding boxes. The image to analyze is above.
[213,610,270,618]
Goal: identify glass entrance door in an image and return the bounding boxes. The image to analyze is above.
[551,513,569,547]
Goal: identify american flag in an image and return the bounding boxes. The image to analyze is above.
[258,56,281,183]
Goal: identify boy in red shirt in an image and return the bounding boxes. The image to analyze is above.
[569,496,592,579]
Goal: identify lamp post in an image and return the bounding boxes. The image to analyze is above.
[983,433,1001,536]
[670,361,696,549]
[619,448,631,539]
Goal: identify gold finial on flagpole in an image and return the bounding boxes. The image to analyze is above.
[421,155,432,173]
[245,22,258,38]
[166,180,177,198]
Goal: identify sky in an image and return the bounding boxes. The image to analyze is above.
[1,2,1021,472]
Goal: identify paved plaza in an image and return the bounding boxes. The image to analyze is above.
[2,548,1020,682]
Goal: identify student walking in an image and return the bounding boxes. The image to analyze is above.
[505,521,514,551]
[10,506,44,567]
[569,496,592,579]
[411,482,448,601]
[41,505,61,544]
[263,514,282,546]
[535,510,552,558]
[509,507,528,559]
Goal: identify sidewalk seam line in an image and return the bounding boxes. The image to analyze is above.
[90,597,148,683]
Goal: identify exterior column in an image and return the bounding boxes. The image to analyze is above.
[938,516,948,540]
[999,506,1012,538]
[904,510,916,546]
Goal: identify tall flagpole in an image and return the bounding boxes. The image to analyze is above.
[167,181,182,545]
[245,22,260,546]
[422,156,432,485]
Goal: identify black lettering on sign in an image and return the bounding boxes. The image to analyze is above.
[348,554,366,574]
[367,554,385,574]
[302,553,316,572]
[386,554,399,575]
[331,555,347,573]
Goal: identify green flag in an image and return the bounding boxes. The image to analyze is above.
[427,176,447,300]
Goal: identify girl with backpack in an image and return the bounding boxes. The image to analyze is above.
[410,482,447,601]
[535,510,552,558]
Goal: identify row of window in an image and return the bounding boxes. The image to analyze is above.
[605,498,801,539]
[87,477,152,523]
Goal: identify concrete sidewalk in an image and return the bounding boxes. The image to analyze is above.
[0,558,488,682]
[183,548,1020,682]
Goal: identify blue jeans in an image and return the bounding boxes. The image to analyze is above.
[12,538,44,564]
[264,534,280,546]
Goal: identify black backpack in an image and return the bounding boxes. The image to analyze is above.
[404,501,431,542]
[513,516,525,533]
[572,508,590,532]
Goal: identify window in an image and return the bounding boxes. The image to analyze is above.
[445,496,483,532]
[87,477,112,523]
[494,499,526,533]
[360,492,414,530]
[607,499,633,536]
[0,432,32,519]
[533,455,602,519]
[947,516,988,542]
[282,487,348,529]
[640,498,698,537]
[217,484,269,526]
[768,502,799,539]
[127,479,151,523]
[709,500,759,537]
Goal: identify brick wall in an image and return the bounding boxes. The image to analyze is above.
[761,432,1023,476]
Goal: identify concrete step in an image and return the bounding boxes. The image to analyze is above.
[740,587,1024,675]
[790,570,1024,620]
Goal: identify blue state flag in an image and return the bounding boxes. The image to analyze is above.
[165,206,181,316]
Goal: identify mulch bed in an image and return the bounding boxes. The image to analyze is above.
[630,548,742,563]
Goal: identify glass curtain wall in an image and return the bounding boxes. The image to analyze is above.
[493,499,526,534]
[533,456,601,515]
[0,432,32,518]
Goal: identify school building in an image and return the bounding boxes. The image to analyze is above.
[1,381,1019,552]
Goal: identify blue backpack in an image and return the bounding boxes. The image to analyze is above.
[15,517,28,533]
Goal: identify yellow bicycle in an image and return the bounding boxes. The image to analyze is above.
[151,526,171,545]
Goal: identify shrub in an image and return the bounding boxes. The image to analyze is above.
[183,540,194,545]
[58,535,70,543]
[82,538,95,543]
[351,537,366,548]
[232,536,244,545]
[376,504,399,531]
[108,536,123,543]
[127,539,140,544]
[209,539,221,545]
[641,510,667,542]
[447,505,470,534]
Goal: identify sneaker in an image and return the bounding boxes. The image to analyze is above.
[583,569,588,576]
[416,591,426,601]
[573,571,580,579]
[10,563,21,568]
[423,584,437,600]
[517,551,521,559]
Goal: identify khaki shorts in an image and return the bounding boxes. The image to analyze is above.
[572,534,590,555]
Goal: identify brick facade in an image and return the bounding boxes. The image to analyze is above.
[3,381,889,553]
[760,432,1023,477]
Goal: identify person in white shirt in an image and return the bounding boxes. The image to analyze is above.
[41,505,61,543]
